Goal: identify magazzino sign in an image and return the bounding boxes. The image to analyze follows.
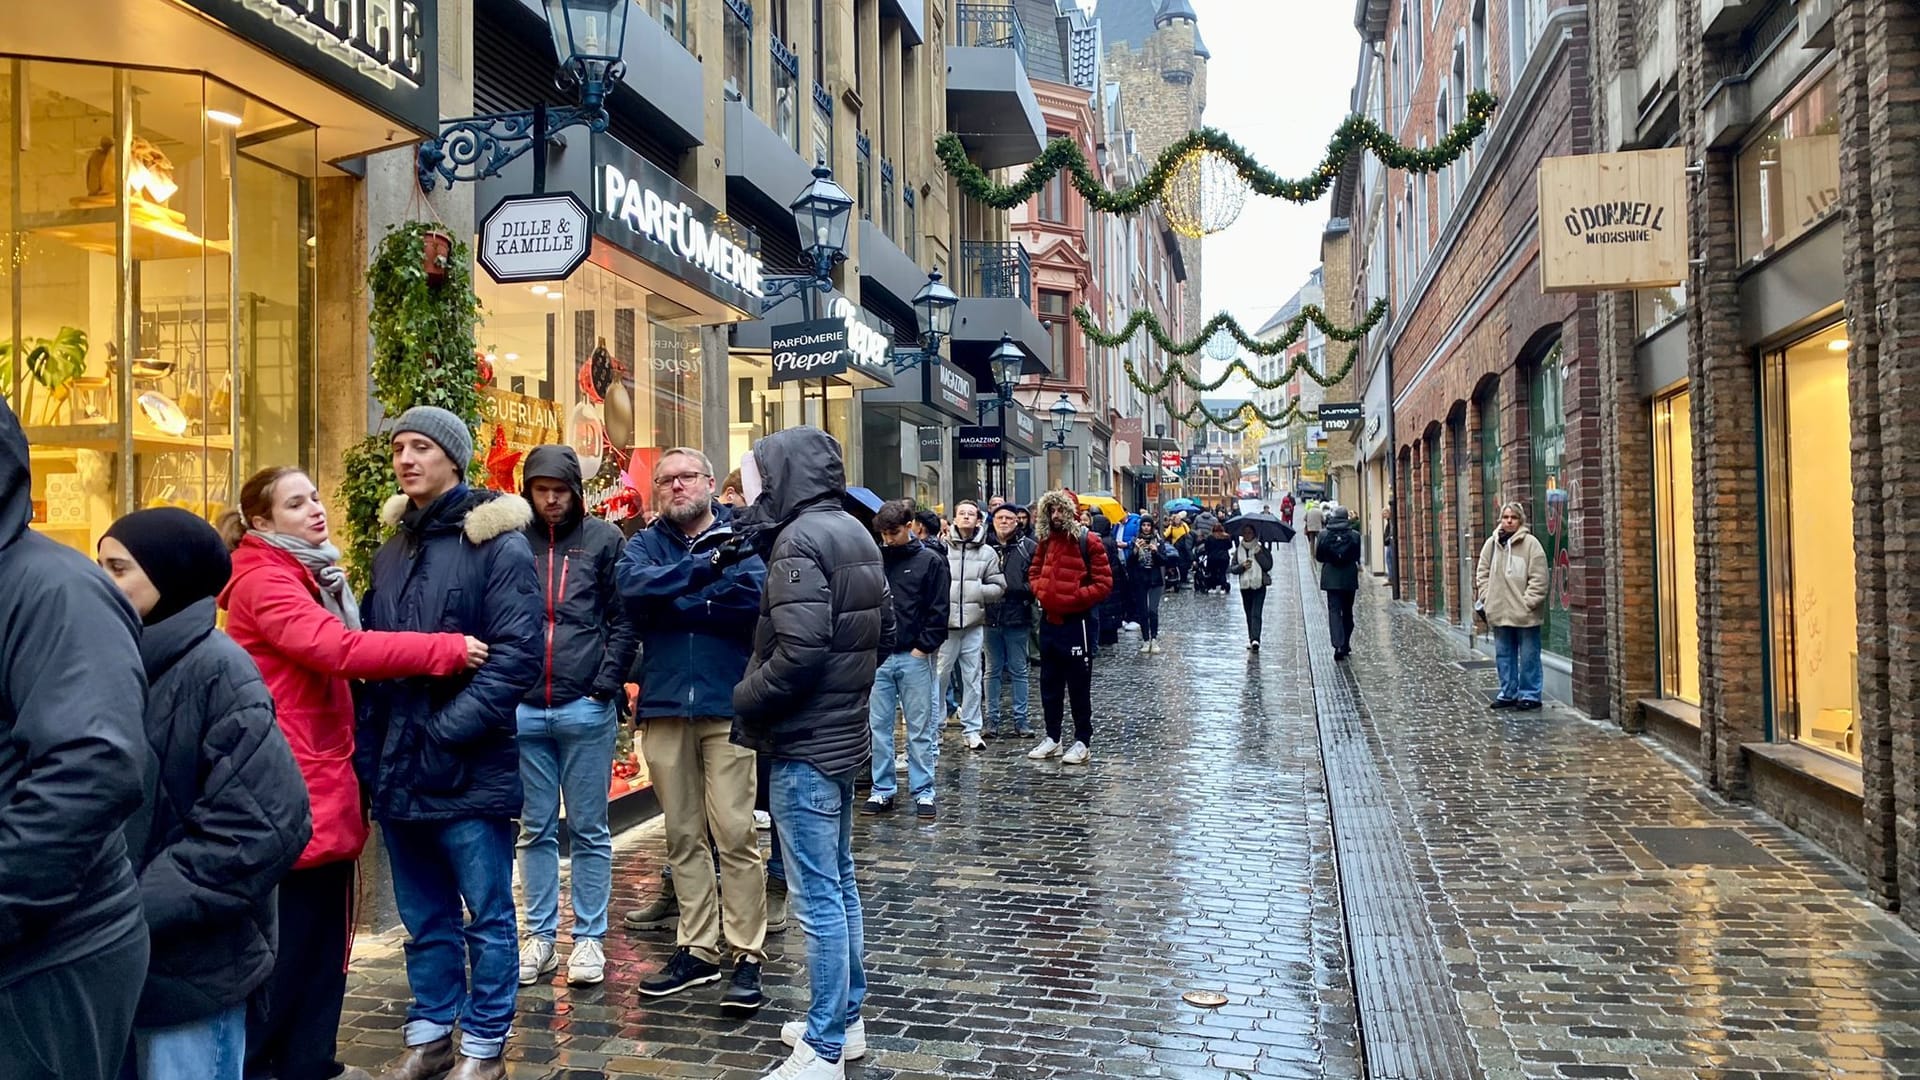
[1537,147,1687,293]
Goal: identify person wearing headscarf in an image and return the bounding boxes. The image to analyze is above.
[96,508,311,1080]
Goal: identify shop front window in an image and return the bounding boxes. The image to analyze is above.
[1530,343,1570,655]
[724,352,863,469]
[1737,66,1839,263]
[2,59,315,552]
[1763,322,1858,760]
[1653,387,1700,704]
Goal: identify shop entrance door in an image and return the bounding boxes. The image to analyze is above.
[1454,420,1474,631]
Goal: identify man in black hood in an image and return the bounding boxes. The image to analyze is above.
[516,445,637,989]
[0,400,152,1079]
[730,427,890,1079]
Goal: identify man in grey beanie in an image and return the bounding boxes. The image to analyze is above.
[391,406,475,482]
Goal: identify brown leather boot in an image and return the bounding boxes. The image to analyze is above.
[444,1055,507,1080]
[374,1037,455,1080]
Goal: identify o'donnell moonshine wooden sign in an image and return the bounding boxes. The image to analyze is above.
[1537,147,1686,293]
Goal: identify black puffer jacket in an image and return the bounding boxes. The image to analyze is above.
[880,538,949,656]
[520,446,638,707]
[0,399,150,989]
[731,427,893,778]
[123,597,311,1027]
[985,532,1036,628]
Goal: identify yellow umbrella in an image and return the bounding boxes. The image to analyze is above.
[1074,492,1125,521]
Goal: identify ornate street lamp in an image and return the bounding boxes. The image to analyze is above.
[419,0,631,189]
[1045,392,1077,449]
[760,163,855,317]
[891,270,960,373]
[990,333,1026,402]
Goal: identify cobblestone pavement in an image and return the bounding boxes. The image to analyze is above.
[1304,542,1920,1080]
[339,570,1359,1080]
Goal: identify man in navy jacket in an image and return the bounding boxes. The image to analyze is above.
[618,447,771,1012]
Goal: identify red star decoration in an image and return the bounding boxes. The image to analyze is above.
[483,424,522,493]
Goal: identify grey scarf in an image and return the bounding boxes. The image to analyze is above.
[252,529,361,630]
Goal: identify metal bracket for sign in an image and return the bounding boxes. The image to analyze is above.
[419,95,619,191]
[759,265,839,314]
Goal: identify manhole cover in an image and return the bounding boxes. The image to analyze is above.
[1629,826,1782,868]
[1182,990,1229,1008]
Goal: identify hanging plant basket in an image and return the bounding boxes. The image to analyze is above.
[421,229,454,284]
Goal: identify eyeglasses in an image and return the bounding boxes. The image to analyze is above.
[655,471,710,489]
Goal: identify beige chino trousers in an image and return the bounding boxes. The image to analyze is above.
[640,716,767,965]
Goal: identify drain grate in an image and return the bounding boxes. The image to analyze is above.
[1629,826,1782,868]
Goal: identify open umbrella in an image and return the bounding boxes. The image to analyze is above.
[1074,491,1125,522]
[1163,497,1202,514]
[1224,512,1291,544]
[843,485,884,526]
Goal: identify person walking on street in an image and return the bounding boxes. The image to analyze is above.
[1131,519,1177,654]
[618,447,772,1010]
[1165,514,1192,590]
[359,406,542,1080]
[1086,510,1125,646]
[1026,491,1113,766]
[1303,500,1324,549]
[219,466,488,1080]
[866,500,949,818]
[515,446,639,989]
[937,501,1004,751]
[1201,522,1234,594]
[730,427,891,1080]
[0,400,152,1080]
[983,504,1036,738]
[1475,502,1550,711]
[97,508,313,1080]
[1314,507,1363,660]
[1231,525,1273,649]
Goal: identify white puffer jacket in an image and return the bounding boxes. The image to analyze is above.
[946,526,1006,630]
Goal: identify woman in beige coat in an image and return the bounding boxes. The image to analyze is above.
[1474,502,1550,710]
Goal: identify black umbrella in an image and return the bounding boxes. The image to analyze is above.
[843,485,884,526]
[1224,512,1290,544]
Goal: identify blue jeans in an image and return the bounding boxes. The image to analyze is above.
[383,817,518,1059]
[1493,624,1543,703]
[936,624,986,737]
[869,651,936,801]
[770,760,866,1064]
[982,624,1031,734]
[127,1003,245,1080]
[516,697,618,941]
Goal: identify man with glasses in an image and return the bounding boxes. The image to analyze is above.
[617,448,771,1012]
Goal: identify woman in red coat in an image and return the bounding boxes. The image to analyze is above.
[218,466,486,1080]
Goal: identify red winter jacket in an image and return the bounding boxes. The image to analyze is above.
[1029,526,1113,621]
[218,537,468,869]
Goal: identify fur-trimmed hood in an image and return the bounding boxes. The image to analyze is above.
[1033,490,1082,546]
[380,488,533,545]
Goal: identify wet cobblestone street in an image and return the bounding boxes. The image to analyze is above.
[338,541,1920,1079]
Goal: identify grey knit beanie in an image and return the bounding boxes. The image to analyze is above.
[392,406,474,473]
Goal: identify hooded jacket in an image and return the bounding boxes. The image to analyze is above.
[881,537,950,655]
[0,400,151,989]
[985,527,1037,629]
[730,427,892,778]
[1314,516,1363,592]
[618,501,766,720]
[520,445,639,708]
[122,597,311,1027]
[1028,490,1113,622]
[357,486,542,821]
[221,536,468,870]
[1475,525,1550,628]
[945,523,1005,630]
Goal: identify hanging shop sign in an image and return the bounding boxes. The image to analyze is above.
[595,139,766,304]
[827,297,894,373]
[1161,451,1184,471]
[1537,147,1687,292]
[478,193,592,284]
[918,427,945,460]
[1303,449,1329,483]
[770,319,850,384]
[179,0,437,132]
[956,426,1005,460]
[933,360,976,420]
[1318,401,1363,432]
[1011,405,1039,450]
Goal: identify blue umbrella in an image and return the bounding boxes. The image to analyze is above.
[843,486,884,525]
[1163,498,1202,513]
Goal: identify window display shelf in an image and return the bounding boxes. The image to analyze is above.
[25,422,233,454]
[24,202,231,262]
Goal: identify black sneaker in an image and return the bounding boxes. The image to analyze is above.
[1489,698,1517,710]
[1515,699,1543,711]
[860,794,896,816]
[722,960,764,1011]
[916,796,936,819]
[637,947,722,998]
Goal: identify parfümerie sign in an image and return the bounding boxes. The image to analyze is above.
[1537,147,1686,293]
[771,319,849,384]
[601,163,765,298]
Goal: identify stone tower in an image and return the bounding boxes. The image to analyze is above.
[1096,0,1210,341]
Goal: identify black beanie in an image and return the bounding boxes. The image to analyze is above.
[102,507,233,625]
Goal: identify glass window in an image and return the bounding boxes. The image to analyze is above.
[645,0,686,43]
[811,0,825,79]
[1040,171,1066,223]
[880,161,896,240]
[1477,391,1502,550]
[1429,438,1445,611]
[1763,322,1858,759]
[724,1,753,106]
[903,190,917,261]
[1737,67,1840,262]
[1654,388,1699,704]
[1636,282,1687,337]
[772,43,801,152]
[1039,290,1070,381]
[811,89,833,175]
[857,135,872,220]
[1530,344,1570,655]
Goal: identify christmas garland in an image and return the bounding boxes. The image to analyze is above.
[1079,298,1388,360]
[1167,396,1324,434]
[937,91,1497,212]
[1121,328,1364,395]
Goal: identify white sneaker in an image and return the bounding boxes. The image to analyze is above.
[1062,741,1091,765]
[518,936,557,985]
[1151,641,1163,654]
[567,938,605,985]
[754,810,772,831]
[1027,737,1062,760]
[780,1018,867,1061]
[759,1040,844,1079]
[1139,642,1152,655]
[965,733,985,750]
[1121,620,1139,632]
[895,753,908,772]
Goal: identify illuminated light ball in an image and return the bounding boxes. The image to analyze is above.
[1202,326,1239,362]
[1162,147,1250,239]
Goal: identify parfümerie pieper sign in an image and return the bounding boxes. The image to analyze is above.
[771,319,850,385]
[478,193,592,285]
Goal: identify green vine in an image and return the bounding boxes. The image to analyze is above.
[1166,396,1323,435]
[1121,330,1365,395]
[937,91,1498,212]
[340,223,485,590]
[1079,298,1387,361]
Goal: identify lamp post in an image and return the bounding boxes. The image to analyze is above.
[889,270,959,373]
[419,0,631,189]
[758,163,857,319]
[1044,391,1077,493]
[977,333,1026,498]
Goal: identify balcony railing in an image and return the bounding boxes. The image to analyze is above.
[960,240,1032,305]
[953,2,1029,63]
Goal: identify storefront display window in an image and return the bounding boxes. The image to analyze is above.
[1530,344,1570,655]
[2,59,315,553]
[724,353,863,467]
[1737,65,1839,263]
[1653,387,1699,704]
[1763,322,1857,760]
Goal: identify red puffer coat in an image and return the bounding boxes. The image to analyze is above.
[1029,526,1113,621]
[218,536,468,868]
